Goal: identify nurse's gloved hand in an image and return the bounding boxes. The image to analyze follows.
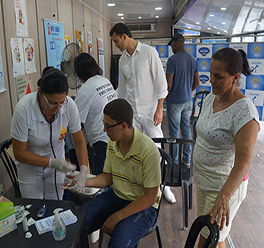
[69,165,87,193]
[49,158,76,172]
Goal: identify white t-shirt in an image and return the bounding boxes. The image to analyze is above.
[10,92,81,164]
[193,93,259,191]
[75,75,116,146]
[118,41,167,118]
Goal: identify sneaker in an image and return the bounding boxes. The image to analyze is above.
[181,160,190,168]
[163,186,176,204]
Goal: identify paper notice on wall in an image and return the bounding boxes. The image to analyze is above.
[14,0,28,37]
[97,38,105,77]
[0,41,6,93]
[23,38,36,74]
[88,31,93,57]
[16,75,30,100]
[10,38,25,77]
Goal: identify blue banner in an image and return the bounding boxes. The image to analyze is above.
[185,44,196,57]
[156,45,168,58]
[197,58,211,72]
[43,19,65,70]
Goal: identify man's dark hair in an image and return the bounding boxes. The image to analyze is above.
[104,99,133,128]
[110,23,133,38]
[38,69,69,94]
[74,53,103,81]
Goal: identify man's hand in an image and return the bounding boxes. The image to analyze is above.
[49,158,76,172]
[68,165,88,193]
[101,212,120,235]
[153,108,163,126]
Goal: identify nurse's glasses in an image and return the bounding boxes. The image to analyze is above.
[43,93,68,108]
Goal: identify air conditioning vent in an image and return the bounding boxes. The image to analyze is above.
[127,23,157,33]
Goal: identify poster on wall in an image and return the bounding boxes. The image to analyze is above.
[88,31,93,56]
[75,30,84,51]
[23,38,36,74]
[14,0,28,37]
[16,75,31,100]
[97,38,105,77]
[10,38,25,77]
[43,19,65,70]
[0,42,6,93]
[64,35,70,47]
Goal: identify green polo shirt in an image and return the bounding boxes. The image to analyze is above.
[104,128,161,208]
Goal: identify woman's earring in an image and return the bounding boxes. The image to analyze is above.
[232,81,235,84]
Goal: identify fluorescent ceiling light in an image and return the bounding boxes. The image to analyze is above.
[155,7,162,10]
[138,16,142,19]
[117,13,124,16]
[156,15,159,18]
[217,32,220,34]
[221,7,227,10]
[207,27,211,29]
[210,14,214,17]
[121,17,124,19]
[107,3,115,7]
[222,22,226,24]
[196,22,200,24]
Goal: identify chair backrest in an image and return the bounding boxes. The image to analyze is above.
[0,139,21,197]
[184,215,219,248]
[157,147,173,201]
[152,138,195,186]
[190,90,210,121]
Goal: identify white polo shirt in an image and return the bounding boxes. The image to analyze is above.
[10,92,81,163]
[75,75,116,146]
[118,41,167,118]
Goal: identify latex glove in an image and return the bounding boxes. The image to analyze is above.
[69,165,87,193]
[49,158,76,172]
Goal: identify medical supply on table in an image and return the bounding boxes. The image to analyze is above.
[52,208,66,241]
[37,205,47,218]
[22,217,28,232]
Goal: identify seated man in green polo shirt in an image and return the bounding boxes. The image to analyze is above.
[63,98,161,248]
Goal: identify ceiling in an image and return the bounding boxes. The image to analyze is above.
[79,0,264,37]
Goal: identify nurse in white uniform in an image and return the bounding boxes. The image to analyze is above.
[74,53,117,175]
[11,68,89,199]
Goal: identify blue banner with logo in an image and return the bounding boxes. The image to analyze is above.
[43,19,65,70]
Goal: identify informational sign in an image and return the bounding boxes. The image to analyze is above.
[64,35,70,47]
[10,38,25,77]
[23,38,36,74]
[97,38,105,77]
[16,75,31,100]
[88,31,93,56]
[14,0,28,37]
[0,41,6,93]
[156,42,264,121]
[75,30,84,52]
[43,19,65,69]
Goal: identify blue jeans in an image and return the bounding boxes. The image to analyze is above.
[88,141,107,175]
[167,101,192,164]
[79,189,157,248]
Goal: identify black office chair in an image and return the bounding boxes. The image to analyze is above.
[152,138,195,230]
[190,90,210,140]
[184,215,219,248]
[0,139,21,197]
[98,147,174,248]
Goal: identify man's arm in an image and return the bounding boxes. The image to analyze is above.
[192,72,200,91]
[166,73,174,92]
[153,98,164,126]
[117,59,126,98]
[101,186,159,235]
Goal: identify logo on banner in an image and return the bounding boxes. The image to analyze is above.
[187,47,191,53]
[253,77,259,88]
[254,46,260,57]
[198,47,210,56]
[202,61,207,70]
[199,75,209,84]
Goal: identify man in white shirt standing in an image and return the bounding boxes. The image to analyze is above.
[110,23,176,203]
